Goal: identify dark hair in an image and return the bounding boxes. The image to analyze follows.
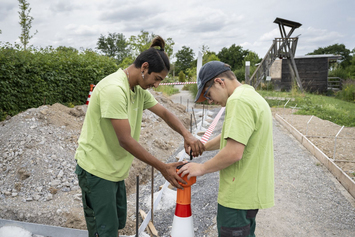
[133,36,170,74]
[205,63,236,87]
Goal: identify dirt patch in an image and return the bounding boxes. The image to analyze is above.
[0,91,190,236]
[272,108,355,180]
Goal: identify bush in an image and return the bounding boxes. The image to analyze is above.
[0,45,118,120]
[261,82,274,90]
[233,68,245,82]
[335,79,355,102]
[328,67,349,79]
[178,71,185,82]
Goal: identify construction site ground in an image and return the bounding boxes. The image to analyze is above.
[0,88,354,236]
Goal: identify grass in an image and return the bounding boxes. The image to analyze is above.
[258,90,355,127]
[153,85,179,96]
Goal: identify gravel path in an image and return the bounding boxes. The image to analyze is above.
[137,107,355,237]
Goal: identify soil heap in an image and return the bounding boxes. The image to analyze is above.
[0,91,190,234]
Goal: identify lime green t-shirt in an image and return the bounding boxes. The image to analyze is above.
[218,84,274,210]
[75,69,158,182]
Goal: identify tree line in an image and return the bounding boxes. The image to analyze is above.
[2,0,354,82]
[1,0,354,121]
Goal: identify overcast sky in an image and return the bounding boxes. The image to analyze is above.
[1,0,354,59]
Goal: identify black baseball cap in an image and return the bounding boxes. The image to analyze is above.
[195,61,231,103]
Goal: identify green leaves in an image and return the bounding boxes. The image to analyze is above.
[18,0,37,50]
[0,45,118,120]
[97,32,129,64]
[175,46,195,75]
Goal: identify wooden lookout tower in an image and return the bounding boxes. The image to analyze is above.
[249,17,303,91]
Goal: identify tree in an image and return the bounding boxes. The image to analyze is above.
[96,32,129,64]
[129,30,156,56]
[217,44,249,70]
[185,67,197,81]
[128,30,175,58]
[18,0,37,50]
[203,51,220,65]
[175,46,195,75]
[236,51,261,82]
[199,44,220,64]
[242,51,261,68]
[164,37,175,58]
[307,44,351,68]
[344,48,355,79]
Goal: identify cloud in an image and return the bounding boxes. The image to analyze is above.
[65,24,102,37]
[49,1,76,13]
[99,3,161,22]
[295,27,346,54]
[1,0,354,58]
[259,29,280,42]
[0,1,17,21]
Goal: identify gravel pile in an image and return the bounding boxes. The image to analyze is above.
[0,105,83,201]
[0,91,194,234]
[0,104,85,226]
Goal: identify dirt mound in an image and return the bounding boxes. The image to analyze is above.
[0,90,189,234]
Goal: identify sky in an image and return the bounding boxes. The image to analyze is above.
[1,0,354,60]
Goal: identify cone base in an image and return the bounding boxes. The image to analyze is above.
[170,215,194,237]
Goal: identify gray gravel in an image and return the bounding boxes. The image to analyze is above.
[135,107,220,237]
[136,108,355,237]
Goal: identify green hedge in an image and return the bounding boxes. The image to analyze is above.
[0,46,118,119]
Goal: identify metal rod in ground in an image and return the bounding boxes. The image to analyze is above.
[306,115,314,136]
[333,125,345,160]
[191,108,197,130]
[202,104,205,128]
[190,113,193,160]
[151,167,154,225]
[136,175,139,237]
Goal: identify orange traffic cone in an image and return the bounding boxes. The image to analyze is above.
[171,164,196,237]
[85,84,95,105]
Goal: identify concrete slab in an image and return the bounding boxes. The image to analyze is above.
[0,219,87,237]
[0,219,130,237]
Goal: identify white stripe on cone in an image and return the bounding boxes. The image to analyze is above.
[171,215,194,237]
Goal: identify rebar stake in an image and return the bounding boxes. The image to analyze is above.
[333,125,344,160]
[151,167,154,226]
[136,175,139,237]
[306,115,314,136]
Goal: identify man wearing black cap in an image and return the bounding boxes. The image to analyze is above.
[178,61,274,237]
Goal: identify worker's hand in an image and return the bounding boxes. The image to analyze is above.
[177,162,205,180]
[160,161,188,189]
[184,133,205,157]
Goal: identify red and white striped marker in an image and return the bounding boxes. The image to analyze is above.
[160,82,197,86]
[85,84,95,105]
[171,165,196,237]
[200,107,225,144]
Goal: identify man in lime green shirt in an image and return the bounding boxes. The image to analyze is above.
[75,36,204,237]
[178,61,274,237]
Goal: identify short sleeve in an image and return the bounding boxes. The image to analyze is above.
[99,85,128,119]
[223,98,255,145]
[142,90,158,110]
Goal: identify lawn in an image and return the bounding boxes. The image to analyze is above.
[258,90,355,127]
